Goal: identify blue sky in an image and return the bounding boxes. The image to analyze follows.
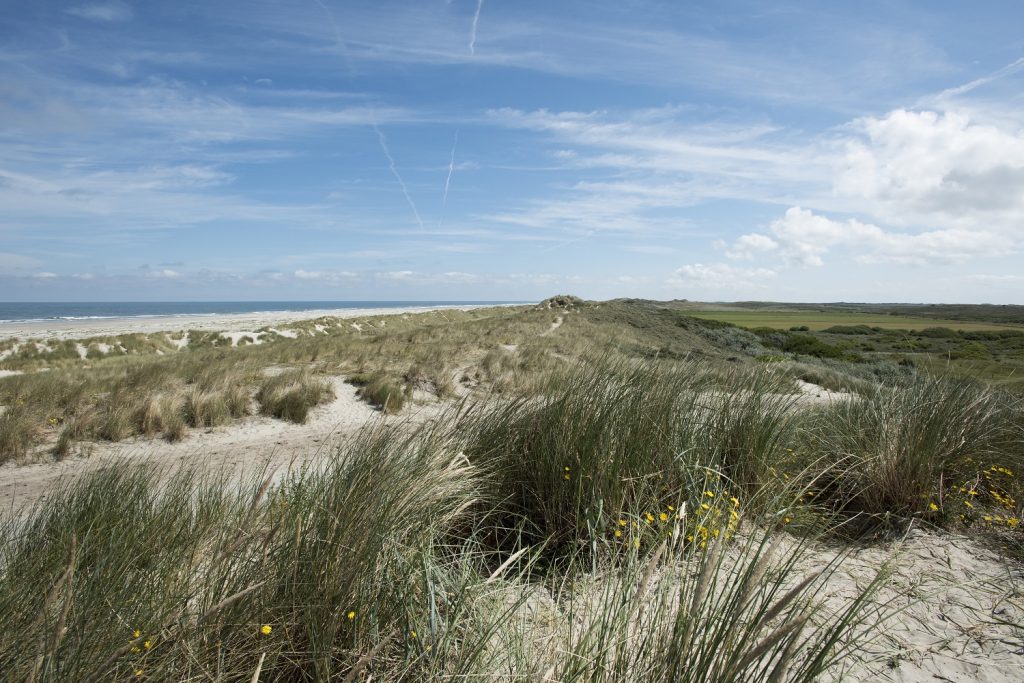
[1,0,1023,302]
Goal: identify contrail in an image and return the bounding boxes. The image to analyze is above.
[312,0,356,76]
[469,0,484,55]
[373,123,425,231]
[937,56,1024,99]
[437,128,459,229]
[441,128,459,209]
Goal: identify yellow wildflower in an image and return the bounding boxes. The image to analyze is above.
[260,624,272,636]
[614,529,622,538]
[929,502,938,512]
[132,630,141,639]
[659,512,668,522]
[704,491,714,498]
[347,611,356,620]
[618,518,627,527]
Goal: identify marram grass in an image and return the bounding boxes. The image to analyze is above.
[0,408,889,681]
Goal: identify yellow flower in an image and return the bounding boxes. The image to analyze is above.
[143,640,152,650]
[659,512,668,522]
[563,474,570,481]
[729,497,740,508]
[964,500,975,509]
[700,503,710,511]
[135,670,143,678]
[633,538,640,549]
[410,630,417,639]
[260,624,272,636]
[614,529,622,538]
[618,519,627,527]
[667,505,674,511]
[784,517,792,524]
[645,512,655,523]
[704,491,714,498]
[347,611,356,620]
[564,466,571,472]
[132,630,141,639]
[929,502,938,512]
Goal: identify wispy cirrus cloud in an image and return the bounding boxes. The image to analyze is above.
[66,1,133,23]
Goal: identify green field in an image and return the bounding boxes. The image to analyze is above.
[683,309,1022,331]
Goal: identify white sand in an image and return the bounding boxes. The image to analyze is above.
[0,376,447,511]
[0,304,509,341]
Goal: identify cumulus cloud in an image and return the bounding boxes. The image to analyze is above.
[67,1,133,22]
[725,206,1010,267]
[836,109,1024,233]
[669,263,776,290]
[724,233,779,260]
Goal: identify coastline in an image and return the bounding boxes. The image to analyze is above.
[0,303,523,341]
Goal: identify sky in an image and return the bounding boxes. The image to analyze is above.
[1,1,1023,303]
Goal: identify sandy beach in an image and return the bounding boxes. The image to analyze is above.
[0,304,509,341]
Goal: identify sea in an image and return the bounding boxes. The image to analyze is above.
[0,301,527,324]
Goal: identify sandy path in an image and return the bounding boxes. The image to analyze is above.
[0,377,446,513]
[539,315,564,337]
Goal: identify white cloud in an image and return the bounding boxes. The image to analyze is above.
[293,269,356,282]
[725,233,778,260]
[726,206,1011,268]
[147,269,180,279]
[835,109,1024,233]
[67,1,133,23]
[32,271,58,279]
[669,263,776,290]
